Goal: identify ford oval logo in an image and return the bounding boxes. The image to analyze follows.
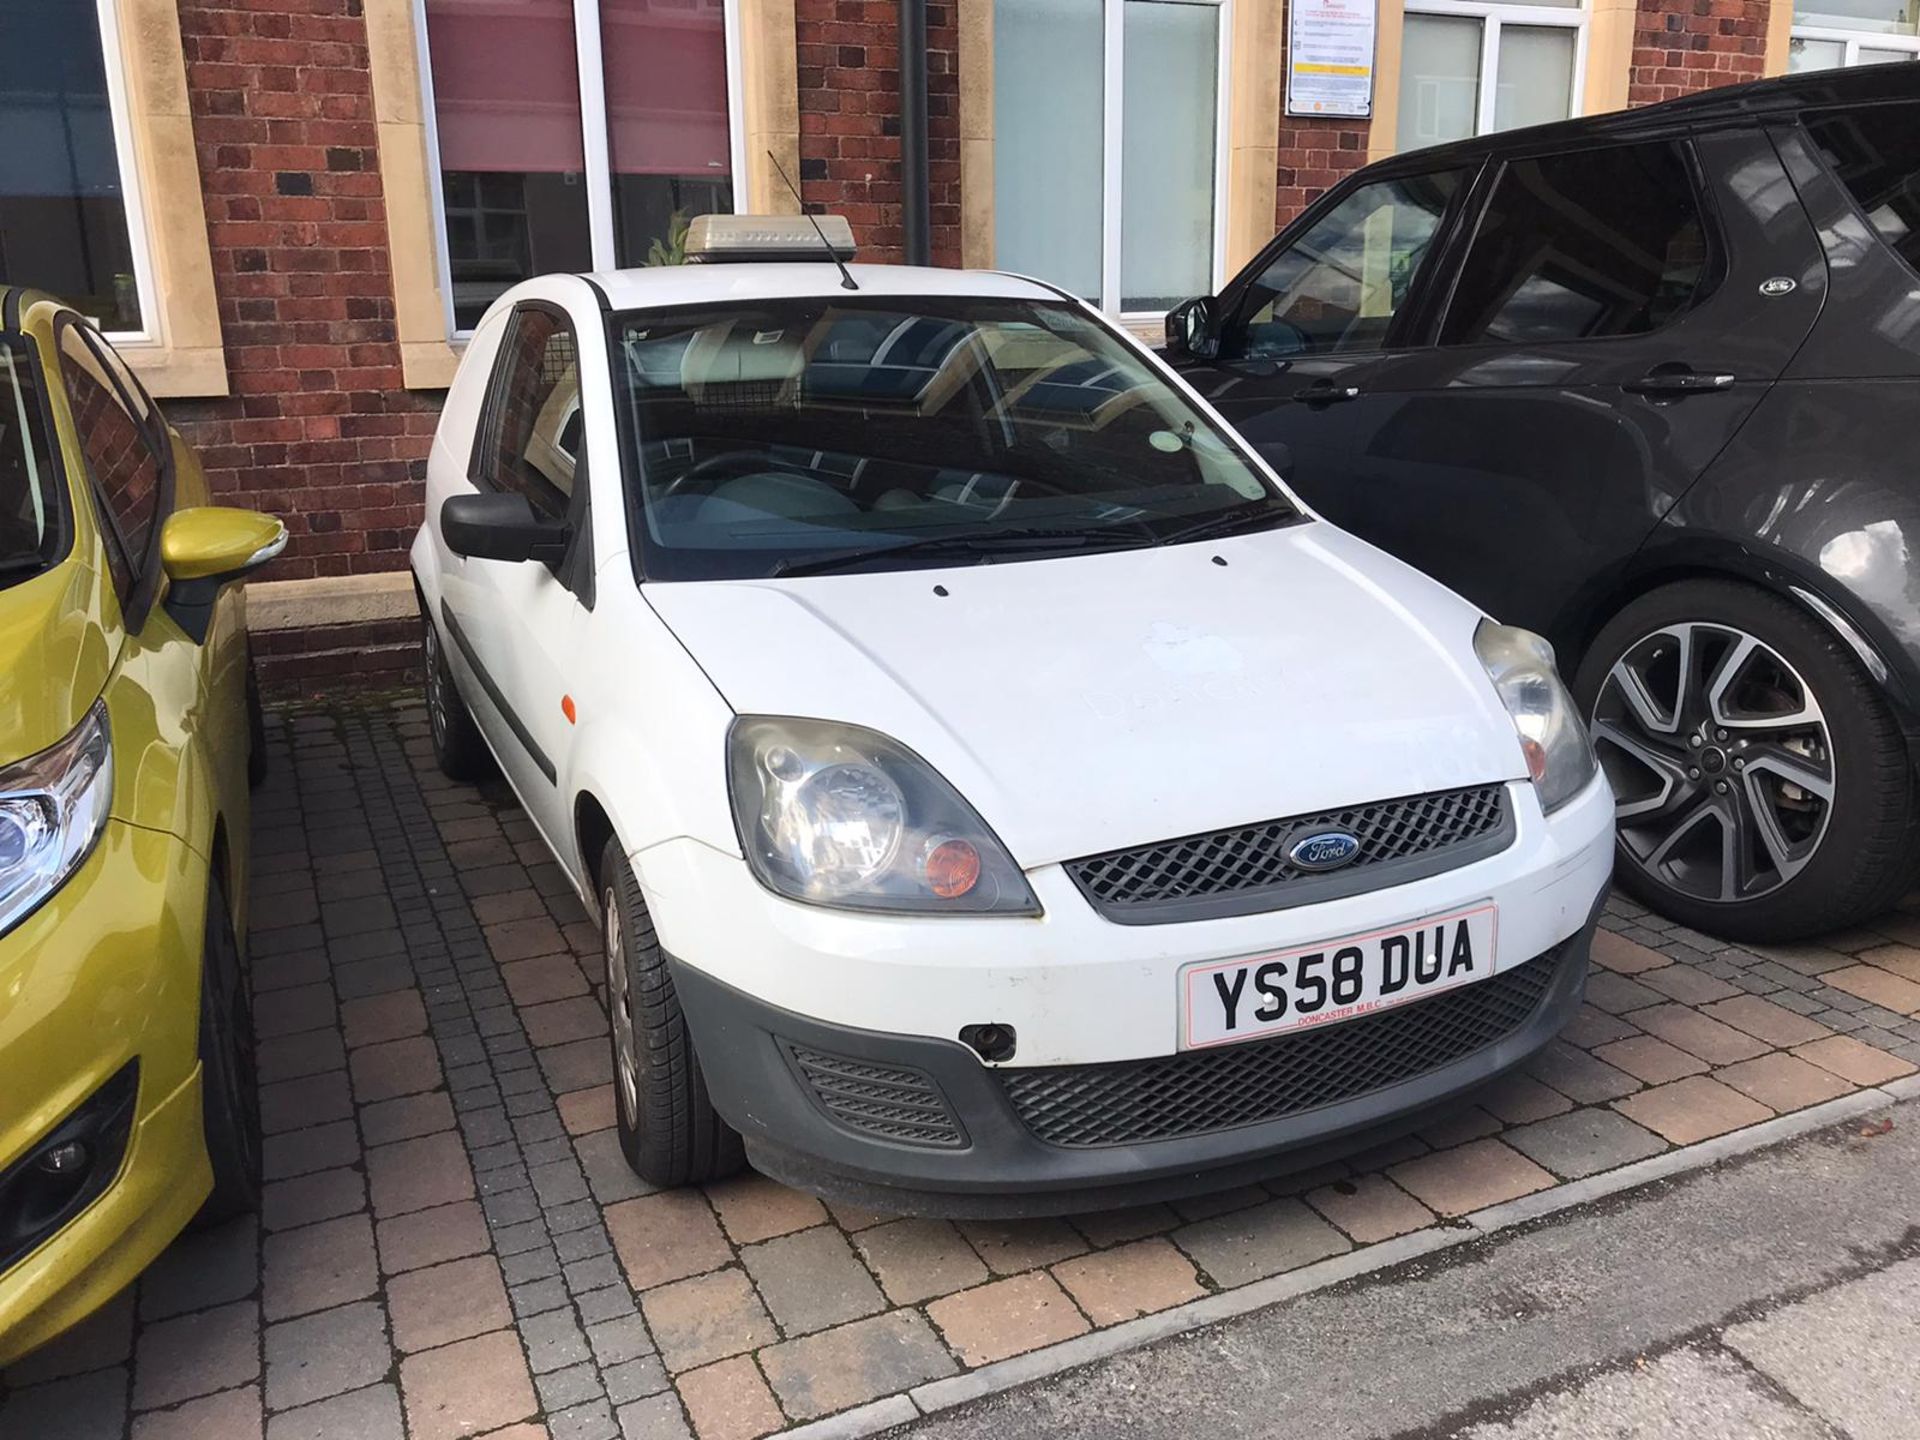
[1288,831,1362,872]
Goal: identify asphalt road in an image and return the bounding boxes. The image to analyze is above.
[889,1099,1920,1439]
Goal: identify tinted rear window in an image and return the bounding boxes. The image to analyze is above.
[1806,101,1920,273]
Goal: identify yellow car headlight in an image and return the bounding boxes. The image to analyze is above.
[0,700,112,938]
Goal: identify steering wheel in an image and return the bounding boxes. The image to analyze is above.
[660,450,790,500]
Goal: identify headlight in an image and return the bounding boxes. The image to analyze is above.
[1473,621,1597,815]
[728,717,1041,915]
[0,701,113,938]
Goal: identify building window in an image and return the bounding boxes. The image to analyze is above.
[1396,0,1585,152]
[0,0,153,337]
[421,0,742,334]
[993,0,1228,316]
[1790,0,1920,70]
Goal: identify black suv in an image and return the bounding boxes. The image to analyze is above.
[1166,68,1920,942]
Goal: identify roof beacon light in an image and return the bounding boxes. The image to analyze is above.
[683,214,858,270]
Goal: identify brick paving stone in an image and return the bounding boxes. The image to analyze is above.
[535,1360,603,1411]
[557,1085,616,1136]
[502,954,592,1008]
[255,983,337,1040]
[341,990,429,1049]
[1070,1204,1182,1248]
[1416,1105,1505,1150]
[1614,1075,1775,1144]
[134,1383,263,1440]
[1305,1173,1438,1243]
[1637,965,1742,1006]
[401,1330,539,1440]
[603,1355,670,1406]
[927,1271,1090,1366]
[1172,1183,1270,1223]
[264,1167,367,1232]
[361,1091,458,1147]
[675,1355,785,1440]
[350,1036,444,1103]
[1502,1107,1668,1179]
[470,888,544,923]
[1052,1237,1205,1325]
[264,1214,379,1321]
[742,1227,888,1336]
[1592,1034,1711,1085]
[8,1291,132,1385]
[1560,1004,1643,1050]
[1714,1052,1856,1112]
[1699,995,1834,1048]
[258,1029,347,1084]
[854,1218,993,1305]
[486,916,569,961]
[539,1038,613,1093]
[955,1218,1087,1276]
[389,1255,514,1352]
[264,1382,403,1440]
[588,1313,656,1368]
[377,1198,492,1274]
[1793,1033,1919,1085]
[133,1299,261,1410]
[1628,1004,1771,1066]
[261,1072,354,1135]
[1748,942,1855,976]
[2,1369,129,1440]
[1857,942,1920,982]
[520,1310,592,1374]
[640,1269,777,1373]
[705,1174,829,1245]
[823,1201,892,1232]
[1524,1041,1642,1104]
[1823,964,1920,1015]
[1589,930,1671,974]
[367,1131,476,1217]
[522,997,609,1048]
[616,1392,695,1440]
[263,1301,390,1413]
[1173,1197,1350,1287]
[606,1191,732,1290]
[1474,1072,1574,1125]
[1582,972,1666,1014]
[1389,1138,1556,1217]
[138,1217,258,1321]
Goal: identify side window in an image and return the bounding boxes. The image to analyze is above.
[1441,142,1711,347]
[1805,102,1920,274]
[1230,170,1464,360]
[58,323,167,606]
[475,306,582,522]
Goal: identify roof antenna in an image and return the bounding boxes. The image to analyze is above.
[769,150,858,291]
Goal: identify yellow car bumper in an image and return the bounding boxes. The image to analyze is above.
[0,819,213,1368]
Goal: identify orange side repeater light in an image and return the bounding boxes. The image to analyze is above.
[561,695,577,725]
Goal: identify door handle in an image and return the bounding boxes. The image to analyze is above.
[1294,382,1361,405]
[1623,368,1737,398]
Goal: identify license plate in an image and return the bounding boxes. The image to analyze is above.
[1181,902,1499,1050]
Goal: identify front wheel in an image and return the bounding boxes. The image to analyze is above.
[196,874,261,1225]
[602,838,744,1187]
[422,608,492,782]
[1575,579,1920,941]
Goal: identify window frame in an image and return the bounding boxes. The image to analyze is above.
[1397,0,1589,150]
[414,0,749,343]
[0,329,76,584]
[1802,99,1920,286]
[1787,25,1920,69]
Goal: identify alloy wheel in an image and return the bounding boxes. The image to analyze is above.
[423,618,449,750]
[1591,622,1834,904]
[605,892,640,1126]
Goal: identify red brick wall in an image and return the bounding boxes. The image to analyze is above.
[168,0,436,585]
[795,0,962,266]
[1276,114,1372,229]
[1629,0,1772,106]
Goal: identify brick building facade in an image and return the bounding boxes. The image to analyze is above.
[0,0,1868,685]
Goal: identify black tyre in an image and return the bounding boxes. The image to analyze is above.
[1574,579,1920,941]
[245,656,268,789]
[196,875,261,1225]
[422,609,492,781]
[601,838,745,1187]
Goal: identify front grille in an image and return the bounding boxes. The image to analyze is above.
[998,948,1563,1148]
[1066,784,1512,924]
[786,1045,967,1148]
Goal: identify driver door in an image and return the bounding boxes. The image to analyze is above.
[1173,165,1476,518]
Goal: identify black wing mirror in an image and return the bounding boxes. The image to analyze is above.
[1164,297,1219,360]
[441,492,571,567]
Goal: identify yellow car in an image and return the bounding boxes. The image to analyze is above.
[0,289,285,1366]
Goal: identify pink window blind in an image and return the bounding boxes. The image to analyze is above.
[601,0,732,177]
[426,0,587,173]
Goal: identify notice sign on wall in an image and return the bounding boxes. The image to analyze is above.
[1286,0,1377,118]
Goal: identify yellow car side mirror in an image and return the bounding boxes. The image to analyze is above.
[159,507,288,643]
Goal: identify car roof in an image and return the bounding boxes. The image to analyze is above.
[580,262,1066,314]
[1372,65,1918,172]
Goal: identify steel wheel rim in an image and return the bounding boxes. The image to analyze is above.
[605,891,640,1126]
[423,619,449,749]
[1591,621,1834,905]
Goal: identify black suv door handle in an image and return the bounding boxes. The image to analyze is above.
[1623,368,1737,398]
[1294,382,1361,405]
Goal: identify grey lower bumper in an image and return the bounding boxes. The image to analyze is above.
[671,891,1604,1218]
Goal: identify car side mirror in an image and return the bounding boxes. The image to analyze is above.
[442,492,571,568]
[160,506,288,644]
[1164,297,1219,361]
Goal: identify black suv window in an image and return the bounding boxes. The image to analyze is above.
[1806,101,1920,274]
[1441,141,1711,346]
[475,304,582,522]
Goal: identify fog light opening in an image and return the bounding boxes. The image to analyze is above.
[960,1023,1016,1063]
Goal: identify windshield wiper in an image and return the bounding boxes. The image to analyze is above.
[1154,502,1290,549]
[770,525,1153,578]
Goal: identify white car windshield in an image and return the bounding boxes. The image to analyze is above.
[608,296,1297,580]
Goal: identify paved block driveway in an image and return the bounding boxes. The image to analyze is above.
[6,697,1920,1440]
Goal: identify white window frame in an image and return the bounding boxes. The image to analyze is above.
[414,0,748,341]
[1398,0,1588,146]
[1103,0,1234,326]
[88,0,160,345]
[1787,24,1920,67]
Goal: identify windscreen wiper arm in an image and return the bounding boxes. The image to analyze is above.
[1153,502,1292,549]
[770,525,1151,578]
